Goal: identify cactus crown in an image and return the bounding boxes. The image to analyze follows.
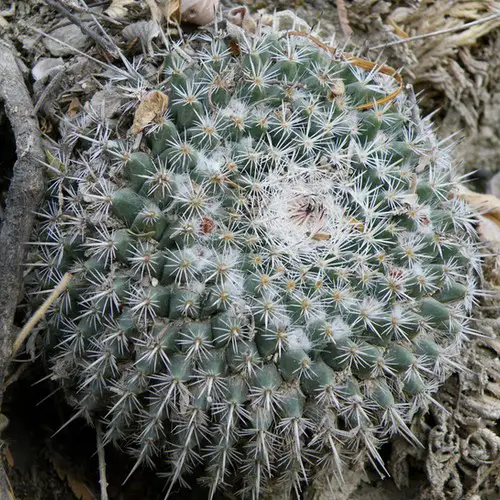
[27,21,481,499]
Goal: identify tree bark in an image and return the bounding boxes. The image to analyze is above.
[0,41,45,407]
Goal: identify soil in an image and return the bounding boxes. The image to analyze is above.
[0,1,498,499]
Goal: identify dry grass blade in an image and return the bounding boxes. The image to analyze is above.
[13,273,73,355]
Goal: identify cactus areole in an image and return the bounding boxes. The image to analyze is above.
[28,25,481,498]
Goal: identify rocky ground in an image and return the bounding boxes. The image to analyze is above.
[0,1,499,499]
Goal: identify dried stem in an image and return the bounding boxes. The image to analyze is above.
[370,12,500,50]
[0,39,45,499]
[44,0,121,58]
[336,0,353,38]
[12,272,73,355]
[96,422,109,500]
[34,68,66,114]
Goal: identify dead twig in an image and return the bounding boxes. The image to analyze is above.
[0,39,45,400]
[12,272,73,356]
[370,12,500,50]
[96,423,109,500]
[44,0,121,58]
[33,68,66,114]
[336,0,353,38]
[3,362,29,390]
[0,39,45,499]
[59,0,123,26]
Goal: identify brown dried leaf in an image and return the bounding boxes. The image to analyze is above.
[104,0,136,20]
[181,0,219,26]
[458,187,500,245]
[66,97,81,118]
[459,188,500,225]
[144,0,217,26]
[130,90,169,135]
[168,0,182,22]
[145,0,180,24]
[227,7,257,33]
[3,446,14,468]
[51,458,95,500]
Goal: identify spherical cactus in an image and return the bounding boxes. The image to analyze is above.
[27,22,481,498]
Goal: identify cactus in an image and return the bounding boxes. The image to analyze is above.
[26,23,481,499]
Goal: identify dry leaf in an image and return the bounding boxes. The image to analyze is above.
[104,0,137,20]
[3,446,14,468]
[459,187,500,225]
[458,186,500,245]
[66,97,81,118]
[168,0,181,21]
[144,0,218,26]
[145,0,180,24]
[181,0,219,26]
[0,15,10,28]
[144,0,164,24]
[51,457,95,500]
[227,7,257,33]
[39,116,53,135]
[477,214,500,246]
[130,90,169,135]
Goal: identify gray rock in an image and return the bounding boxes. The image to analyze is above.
[32,58,65,81]
[44,25,89,57]
[89,88,122,119]
[489,171,500,197]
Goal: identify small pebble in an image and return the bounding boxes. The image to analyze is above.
[488,170,500,196]
[89,88,122,120]
[32,57,64,81]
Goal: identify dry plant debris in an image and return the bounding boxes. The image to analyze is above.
[384,0,500,128]
[108,0,219,25]
[338,0,500,172]
[130,89,169,135]
[104,0,138,20]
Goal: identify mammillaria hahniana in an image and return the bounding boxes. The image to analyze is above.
[26,18,482,499]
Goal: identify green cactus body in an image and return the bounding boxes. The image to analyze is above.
[27,24,481,498]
